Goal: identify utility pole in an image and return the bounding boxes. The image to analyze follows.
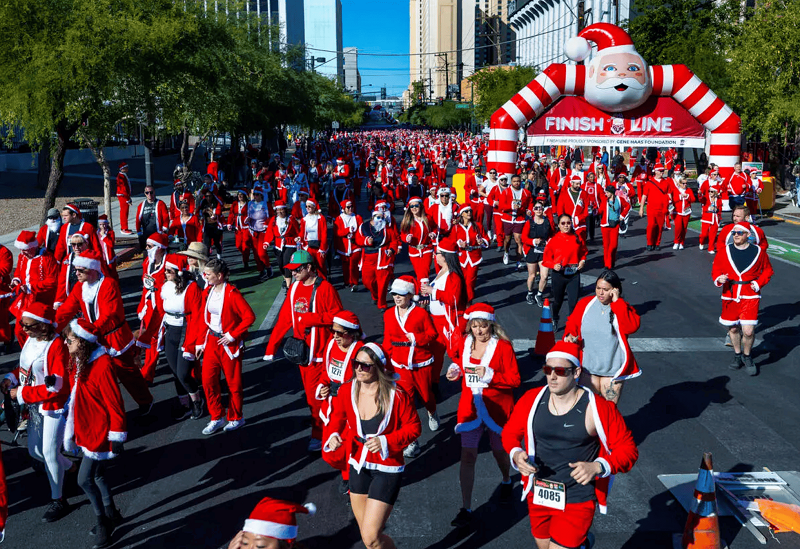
[428,68,433,102]
[435,52,450,100]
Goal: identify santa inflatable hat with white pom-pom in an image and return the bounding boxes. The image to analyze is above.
[564,22,652,112]
[242,497,316,541]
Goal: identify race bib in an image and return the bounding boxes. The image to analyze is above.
[329,358,345,383]
[532,478,566,510]
[465,366,487,389]
[19,369,29,386]
[563,264,579,276]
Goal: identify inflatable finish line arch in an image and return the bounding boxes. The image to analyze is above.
[487,23,741,179]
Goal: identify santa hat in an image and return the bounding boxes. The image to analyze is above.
[336,157,344,163]
[22,302,55,325]
[340,199,353,211]
[458,204,472,215]
[332,310,361,331]
[546,340,581,368]
[570,174,582,183]
[64,203,82,218]
[374,199,390,211]
[242,497,316,541]
[14,230,38,250]
[274,200,288,209]
[362,342,387,366]
[732,223,752,234]
[165,253,189,272]
[438,187,451,196]
[654,164,665,171]
[305,198,320,209]
[97,214,109,224]
[637,173,648,181]
[69,318,100,344]
[119,161,128,169]
[390,275,417,296]
[437,234,458,254]
[565,23,636,62]
[253,185,264,195]
[147,233,168,249]
[407,197,423,207]
[237,188,250,196]
[73,250,103,273]
[464,303,495,322]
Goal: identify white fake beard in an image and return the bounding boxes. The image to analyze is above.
[372,218,386,232]
[46,219,62,232]
[585,72,650,111]
[147,247,159,263]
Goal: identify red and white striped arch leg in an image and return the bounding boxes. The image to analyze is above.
[487,63,741,179]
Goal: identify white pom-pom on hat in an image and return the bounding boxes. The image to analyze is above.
[565,36,591,62]
[303,503,317,516]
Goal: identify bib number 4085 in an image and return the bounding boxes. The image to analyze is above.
[537,488,561,502]
[532,479,566,510]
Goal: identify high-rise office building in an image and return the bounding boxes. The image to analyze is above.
[343,47,361,94]
[461,0,515,79]
[406,0,463,102]
[304,0,344,85]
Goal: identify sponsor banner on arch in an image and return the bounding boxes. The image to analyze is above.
[527,95,706,148]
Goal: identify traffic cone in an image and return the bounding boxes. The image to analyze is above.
[681,452,722,549]
[533,298,556,356]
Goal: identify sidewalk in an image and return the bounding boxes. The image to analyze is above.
[772,192,800,224]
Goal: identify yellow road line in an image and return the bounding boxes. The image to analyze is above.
[772,213,800,226]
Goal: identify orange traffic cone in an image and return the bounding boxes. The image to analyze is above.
[534,298,556,356]
[681,452,722,549]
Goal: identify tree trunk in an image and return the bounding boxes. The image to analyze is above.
[36,139,51,190]
[78,130,114,229]
[40,124,74,225]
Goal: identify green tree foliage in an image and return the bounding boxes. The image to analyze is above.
[468,66,538,123]
[397,102,470,129]
[728,0,800,139]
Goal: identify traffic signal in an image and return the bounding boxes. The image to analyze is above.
[381,87,387,100]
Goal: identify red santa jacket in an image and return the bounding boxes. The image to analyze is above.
[500,187,532,223]
[64,349,127,460]
[356,222,400,271]
[502,386,638,514]
[455,222,488,267]
[449,336,520,434]
[36,224,59,255]
[542,232,588,271]
[582,181,603,211]
[266,215,300,251]
[555,188,589,231]
[97,231,118,278]
[598,192,631,228]
[168,189,194,222]
[564,296,642,381]
[168,215,204,246]
[138,280,204,355]
[669,186,695,216]
[642,178,672,213]
[717,223,768,251]
[201,283,256,359]
[263,277,343,363]
[299,213,329,252]
[227,201,250,231]
[316,339,362,426]
[549,167,572,194]
[10,253,58,317]
[428,202,458,236]
[712,243,774,302]
[6,335,70,414]
[401,216,435,258]
[54,222,100,264]
[382,305,438,370]
[137,256,166,332]
[700,195,723,227]
[115,172,131,198]
[55,277,136,357]
[727,172,748,197]
[334,213,362,256]
[428,270,466,338]
[0,245,11,291]
[136,200,170,235]
[324,382,422,474]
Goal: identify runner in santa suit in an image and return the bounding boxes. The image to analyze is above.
[168,181,193,224]
[436,152,449,184]
[0,244,12,354]
[479,169,499,242]
[135,186,170,244]
[196,259,256,435]
[630,158,648,205]
[598,185,629,270]
[10,231,58,347]
[95,215,118,280]
[53,234,116,311]
[712,222,773,376]
[744,170,763,219]
[542,214,588,330]
[168,198,204,250]
[717,205,768,253]
[726,162,748,211]
[638,164,672,251]
[419,235,468,390]
[317,311,364,493]
[382,276,440,461]
[522,202,554,307]
[297,198,329,278]
[136,233,168,383]
[548,157,572,200]
[400,197,435,283]
[455,205,489,303]
[116,161,133,234]
[355,210,400,310]
[1,303,72,523]
[428,187,458,246]
[263,250,343,451]
[227,189,253,269]
[502,341,638,549]
[699,188,722,254]
[265,201,299,290]
[555,175,590,243]
[324,343,422,549]
[334,200,362,292]
[54,250,154,412]
[54,204,100,265]
[446,304,521,528]
[333,157,351,190]
[669,175,695,250]
[582,172,603,243]
[500,173,533,272]
[246,186,274,282]
[36,208,63,256]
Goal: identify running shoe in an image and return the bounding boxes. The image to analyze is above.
[202,419,226,435]
[728,354,744,370]
[307,438,322,452]
[403,440,421,458]
[451,508,473,528]
[516,261,523,270]
[191,399,205,420]
[535,292,544,308]
[428,411,440,432]
[42,498,70,523]
[743,355,757,376]
[223,419,245,431]
[725,332,733,347]
[526,292,535,305]
[673,243,679,250]
[699,244,705,250]
[679,244,684,250]
[171,403,192,421]
[503,252,509,265]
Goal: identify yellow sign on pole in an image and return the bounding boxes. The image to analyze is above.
[452,172,466,204]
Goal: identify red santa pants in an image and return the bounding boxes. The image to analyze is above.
[699,222,719,251]
[118,197,130,231]
[409,252,433,283]
[340,252,361,287]
[113,347,154,407]
[202,337,244,421]
[493,214,505,248]
[462,263,478,302]
[601,227,620,269]
[396,366,436,414]
[673,214,690,245]
[361,254,393,309]
[299,363,324,440]
[746,198,760,216]
[646,210,667,247]
[140,342,160,383]
[307,248,327,278]
[430,315,453,385]
[234,229,253,268]
[251,231,271,272]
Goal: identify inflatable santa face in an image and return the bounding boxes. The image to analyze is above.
[566,23,652,112]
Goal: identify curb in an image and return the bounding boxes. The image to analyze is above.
[771,213,800,226]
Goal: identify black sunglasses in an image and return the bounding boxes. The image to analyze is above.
[731,231,748,236]
[332,329,349,337]
[543,365,576,376]
[353,359,374,372]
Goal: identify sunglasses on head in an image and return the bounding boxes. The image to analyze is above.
[353,359,374,372]
[543,365,576,376]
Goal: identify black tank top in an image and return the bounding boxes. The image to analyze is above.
[533,390,599,503]
[360,410,385,435]
[528,218,552,242]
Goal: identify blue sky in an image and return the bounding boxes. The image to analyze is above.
[341,0,411,98]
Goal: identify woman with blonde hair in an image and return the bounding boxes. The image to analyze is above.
[325,343,421,549]
[400,197,435,282]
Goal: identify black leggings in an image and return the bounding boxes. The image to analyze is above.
[78,457,114,516]
[279,247,295,278]
[550,270,581,322]
[164,323,200,396]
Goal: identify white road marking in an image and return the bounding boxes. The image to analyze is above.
[512,337,762,353]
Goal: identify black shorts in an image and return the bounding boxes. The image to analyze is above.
[348,466,403,505]
[525,249,544,264]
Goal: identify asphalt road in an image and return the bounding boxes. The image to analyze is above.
[1,189,799,549]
